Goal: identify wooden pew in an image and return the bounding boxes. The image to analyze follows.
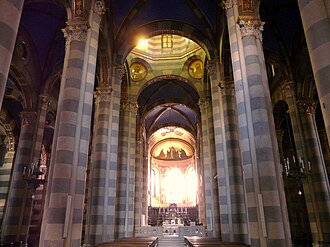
[184,236,250,247]
[95,236,158,247]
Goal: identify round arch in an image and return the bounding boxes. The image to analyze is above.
[114,20,218,64]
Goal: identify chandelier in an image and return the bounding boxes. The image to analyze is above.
[283,155,311,195]
[23,159,47,191]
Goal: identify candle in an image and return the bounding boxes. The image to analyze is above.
[308,161,311,171]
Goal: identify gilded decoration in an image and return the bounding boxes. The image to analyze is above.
[243,0,253,13]
[74,0,84,18]
[238,17,264,41]
[297,99,317,115]
[62,23,89,45]
[130,62,147,82]
[221,0,235,12]
[188,59,204,79]
[121,100,139,114]
[94,86,112,103]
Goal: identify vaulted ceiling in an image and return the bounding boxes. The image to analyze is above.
[6,0,307,142]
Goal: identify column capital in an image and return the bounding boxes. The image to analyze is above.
[206,58,219,78]
[39,95,50,111]
[121,100,139,114]
[113,63,126,79]
[221,0,237,12]
[281,81,296,99]
[219,81,235,96]
[198,97,211,111]
[62,21,89,45]
[238,16,265,41]
[297,99,318,115]
[94,86,113,103]
[94,0,105,16]
[19,111,37,126]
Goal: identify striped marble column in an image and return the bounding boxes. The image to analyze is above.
[297,0,330,151]
[0,150,14,226]
[1,111,36,243]
[141,153,149,227]
[134,122,144,228]
[224,1,291,245]
[281,83,320,245]
[85,85,116,245]
[0,0,24,109]
[39,2,102,246]
[219,80,248,243]
[297,99,330,245]
[198,97,220,237]
[116,100,138,238]
[195,139,206,226]
[318,129,330,179]
[0,122,15,228]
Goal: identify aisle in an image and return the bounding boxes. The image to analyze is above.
[158,235,185,247]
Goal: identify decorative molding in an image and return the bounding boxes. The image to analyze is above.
[100,57,109,85]
[94,86,113,103]
[221,0,235,12]
[238,17,265,41]
[297,99,317,115]
[74,0,84,18]
[94,0,105,16]
[219,81,235,96]
[281,81,295,99]
[198,98,211,111]
[121,101,139,114]
[20,111,37,126]
[206,59,218,78]
[114,63,126,79]
[242,0,253,13]
[39,95,50,111]
[62,23,89,45]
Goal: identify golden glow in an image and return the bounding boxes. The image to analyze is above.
[163,168,185,204]
[136,38,148,50]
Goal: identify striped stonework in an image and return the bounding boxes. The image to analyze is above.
[297,99,330,244]
[195,134,206,226]
[198,97,220,237]
[318,129,330,179]
[224,1,291,245]
[0,0,24,109]
[1,111,36,243]
[219,80,249,243]
[239,16,289,246]
[85,86,115,245]
[281,83,321,245]
[33,96,50,161]
[39,2,102,246]
[0,120,15,229]
[134,122,144,228]
[297,0,330,155]
[208,58,228,240]
[0,150,14,227]
[116,100,138,238]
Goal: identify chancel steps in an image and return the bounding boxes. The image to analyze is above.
[158,235,185,247]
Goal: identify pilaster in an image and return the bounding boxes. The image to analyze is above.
[116,100,138,238]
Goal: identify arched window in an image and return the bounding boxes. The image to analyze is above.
[185,166,197,204]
